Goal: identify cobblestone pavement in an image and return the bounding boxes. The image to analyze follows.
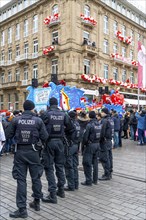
[0,139,146,220]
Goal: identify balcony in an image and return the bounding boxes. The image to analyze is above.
[15,54,31,64]
[21,79,30,86]
[82,39,97,57]
[44,14,61,28]
[43,45,59,57]
[0,81,21,90]
[0,61,7,68]
[31,53,39,59]
[111,53,138,68]
[80,14,97,28]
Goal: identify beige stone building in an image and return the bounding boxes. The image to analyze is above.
[0,0,146,110]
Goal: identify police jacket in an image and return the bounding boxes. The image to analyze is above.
[40,105,75,139]
[70,119,81,144]
[6,111,48,145]
[100,115,113,142]
[83,118,101,145]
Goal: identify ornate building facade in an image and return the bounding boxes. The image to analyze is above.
[0,0,146,110]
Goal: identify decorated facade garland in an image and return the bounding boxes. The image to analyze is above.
[111,53,138,66]
[116,31,132,45]
[80,14,97,26]
[44,13,59,25]
[43,46,55,55]
[81,74,146,93]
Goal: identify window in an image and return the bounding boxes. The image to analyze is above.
[1,72,5,84]
[122,47,126,57]
[104,16,108,34]
[113,43,118,53]
[138,34,141,41]
[113,21,118,35]
[84,59,90,75]
[111,0,116,9]
[24,66,28,80]
[84,5,90,17]
[33,15,38,33]
[52,31,58,44]
[15,93,19,110]
[1,50,5,61]
[127,10,130,18]
[8,48,12,61]
[15,69,20,81]
[130,50,133,60]
[52,59,58,74]
[16,45,20,57]
[130,30,134,46]
[122,25,126,37]
[24,19,28,37]
[33,39,38,54]
[33,64,38,78]
[8,71,12,82]
[52,4,58,15]
[104,64,108,79]
[113,67,118,80]
[122,6,126,15]
[83,31,89,40]
[103,39,108,53]
[1,31,5,46]
[117,4,121,12]
[8,27,12,44]
[122,70,126,82]
[8,94,11,110]
[130,72,134,84]
[16,23,20,40]
[24,42,29,58]
[0,95,4,110]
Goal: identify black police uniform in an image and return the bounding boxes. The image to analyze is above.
[41,100,75,203]
[64,114,81,191]
[6,109,48,218]
[82,116,101,185]
[99,115,114,180]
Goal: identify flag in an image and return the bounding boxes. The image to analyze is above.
[138,42,146,88]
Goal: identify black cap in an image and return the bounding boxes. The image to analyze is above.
[23,100,35,110]
[89,111,96,118]
[68,111,77,119]
[49,97,58,106]
[101,108,109,115]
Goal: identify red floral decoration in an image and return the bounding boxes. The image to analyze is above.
[43,46,55,55]
[80,14,97,26]
[44,13,59,25]
[59,79,66,86]
[111,53,138,67]
[81,74,146,93]
[116,31,132,45]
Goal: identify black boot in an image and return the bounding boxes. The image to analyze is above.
[57,188,65,198]
[42,192,57,204]
[9,208,28,218]
[64,186,75,191]
[81,181,92,186]
[29,199,40,211]
[99,175,111,181]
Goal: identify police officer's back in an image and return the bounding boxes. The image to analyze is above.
[41,97,75,203]
[6,100,48,218]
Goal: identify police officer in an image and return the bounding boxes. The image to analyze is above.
[64,111,81,191]
[99,108,114,180]
[6,100,48,218]
[41,97,75,203]
[81,111,101,186]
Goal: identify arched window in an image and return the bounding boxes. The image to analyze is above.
[84,5,90,17]
[52,4,58,15]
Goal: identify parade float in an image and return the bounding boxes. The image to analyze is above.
[26,81,125,113]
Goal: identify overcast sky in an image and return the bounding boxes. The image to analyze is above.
[0,0,146,14]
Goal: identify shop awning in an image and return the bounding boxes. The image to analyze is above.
[124,98,146,106]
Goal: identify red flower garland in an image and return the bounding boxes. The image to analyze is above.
[81,74,146,93]
[43,46,55,55]
[80,14,97,26]
[44,13,59,25]
[116,31,132,45]
[111,53,138,66]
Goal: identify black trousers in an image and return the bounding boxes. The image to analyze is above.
[12,148,43,209]
[42,139,65,193]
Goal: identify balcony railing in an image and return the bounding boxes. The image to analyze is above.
[31,53,38,59]
[80,14,97,28]
[0,81,21,89]
[82,39,97,57]
[0,61,6,67]
[15,54,31,63]
[44,13,61,28]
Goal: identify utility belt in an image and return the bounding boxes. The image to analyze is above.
[12,143,42,153]
[88,139,100,144]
